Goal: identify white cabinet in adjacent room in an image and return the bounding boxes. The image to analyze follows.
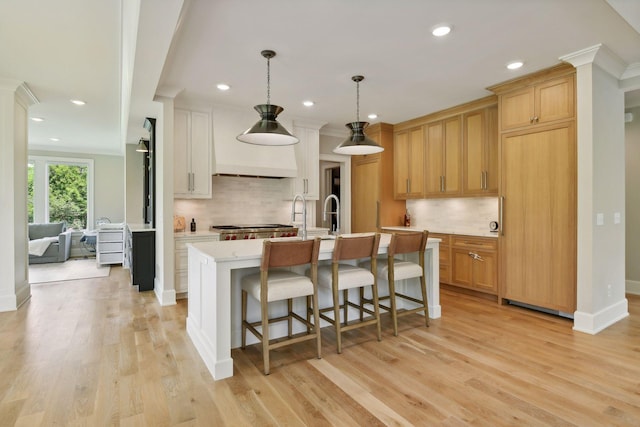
[97,224,125,265]
[174,109,212,198]
[290,120,325,200]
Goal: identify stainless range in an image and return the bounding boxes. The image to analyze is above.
[210,224,298,241]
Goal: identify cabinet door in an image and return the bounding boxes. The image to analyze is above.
[535,75,574,125]
[463,110,485,194]
[451,248,473,287]
[408,127,425,197]
[190,111,212,197]
[500,87,534,131]
[424,122,444,195]
[352,155,381,233]
[443,116,461,195]
[485,105,499,193]
[394,131,410,199]
[500,123,576,312]
[173,109,190,196]
[291,125,320,200]
[472,250,497,293]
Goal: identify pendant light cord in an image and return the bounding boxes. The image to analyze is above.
[266,55,271,107]
[356,79,360,123]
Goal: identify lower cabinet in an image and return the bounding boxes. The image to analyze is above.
[97,225,124,265]
[437,233,498,296]
[174,233,220,295]
[127,227,155,292]
[450,235,498,295]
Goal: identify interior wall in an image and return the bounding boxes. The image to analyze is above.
[28,149,125,226]
[625,106,640,287]
[125,143,144,224]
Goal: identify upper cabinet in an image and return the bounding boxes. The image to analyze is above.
[498,74,574,131]
[290,120,325,200]
[174,109,212,199]
[462,105,498,195]
[393,96,498,200]
[393,126,424,199]
[424,116,462,197]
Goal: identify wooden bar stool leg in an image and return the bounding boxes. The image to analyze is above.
[261,297,270,375]
[371,281,382,342]
[388,270,399,337]
[312,290,322,359]
[421,275,430,327]
[287,298,293,338]
[241,289,248,349]
[344,289,351,327]
[332,274,343,354]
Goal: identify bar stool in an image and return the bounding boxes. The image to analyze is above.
[241,237,321,375]
[316,233,381,353]
[362,230,429,336]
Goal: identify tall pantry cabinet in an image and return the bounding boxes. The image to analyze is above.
[489,64,577,313]
[351,123,405,233]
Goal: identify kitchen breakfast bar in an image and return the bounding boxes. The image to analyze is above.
[186,233,441,380]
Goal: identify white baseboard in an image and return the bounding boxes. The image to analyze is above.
[626,279,640,295]
[573,298,629,334]
[154,277,176,306]
[0,279,30,312]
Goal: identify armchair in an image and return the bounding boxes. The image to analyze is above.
[28,222,72,264]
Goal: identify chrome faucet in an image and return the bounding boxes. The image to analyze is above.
[291,193,307,240]
[323,194,340,235]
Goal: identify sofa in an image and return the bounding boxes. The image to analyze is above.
[28,222,72,264]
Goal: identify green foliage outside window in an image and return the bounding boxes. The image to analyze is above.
[48,164,87,230]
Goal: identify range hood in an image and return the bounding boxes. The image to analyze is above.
[211,106,298,178]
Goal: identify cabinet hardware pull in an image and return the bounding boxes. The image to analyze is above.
[468,252,484,261]
[499,196,504,236]
[440,176,444,192]
[376,200,380,229]
[406,178,410,194]
[530,116,534,124]
[481,171,485,190]
[534,116,539,123]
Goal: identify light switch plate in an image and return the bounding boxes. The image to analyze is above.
[614,212,621,224]
[596,213,604,226]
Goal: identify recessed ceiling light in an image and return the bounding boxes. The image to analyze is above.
[31,117,44,122]
[49,137,60,142]
[70,99,86,105]
[368,113,378,120]
[432,25,452,37]
[216,83,230,91]
[507,61,524,70]
[303,100,314,107]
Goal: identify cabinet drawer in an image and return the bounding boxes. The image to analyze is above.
[99,242,123,252]
[451,236,497,251]
[99,231,123,242]
[99,252,123,264]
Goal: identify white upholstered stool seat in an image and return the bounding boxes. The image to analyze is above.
[317,264,374,291]
[242,269,314,302]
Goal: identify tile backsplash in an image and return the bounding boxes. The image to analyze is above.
[174,176,293,228]
[407,197,499,237]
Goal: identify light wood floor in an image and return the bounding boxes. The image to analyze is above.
[1,266,639,426]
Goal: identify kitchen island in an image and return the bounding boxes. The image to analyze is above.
[187,233,441,380]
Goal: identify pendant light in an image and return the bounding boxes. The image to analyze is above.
[135,138,148,152]
[333,75,383,155]
[237,50,298,146]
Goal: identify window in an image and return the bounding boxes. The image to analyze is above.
[27,156,94,230]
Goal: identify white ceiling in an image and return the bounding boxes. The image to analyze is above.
[2,0,640,156]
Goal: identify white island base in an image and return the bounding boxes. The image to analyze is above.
[187,233,441,380]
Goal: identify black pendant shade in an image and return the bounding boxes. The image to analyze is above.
[333,75,383,155]
[236,50,299,146]
[237,104,298,145]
